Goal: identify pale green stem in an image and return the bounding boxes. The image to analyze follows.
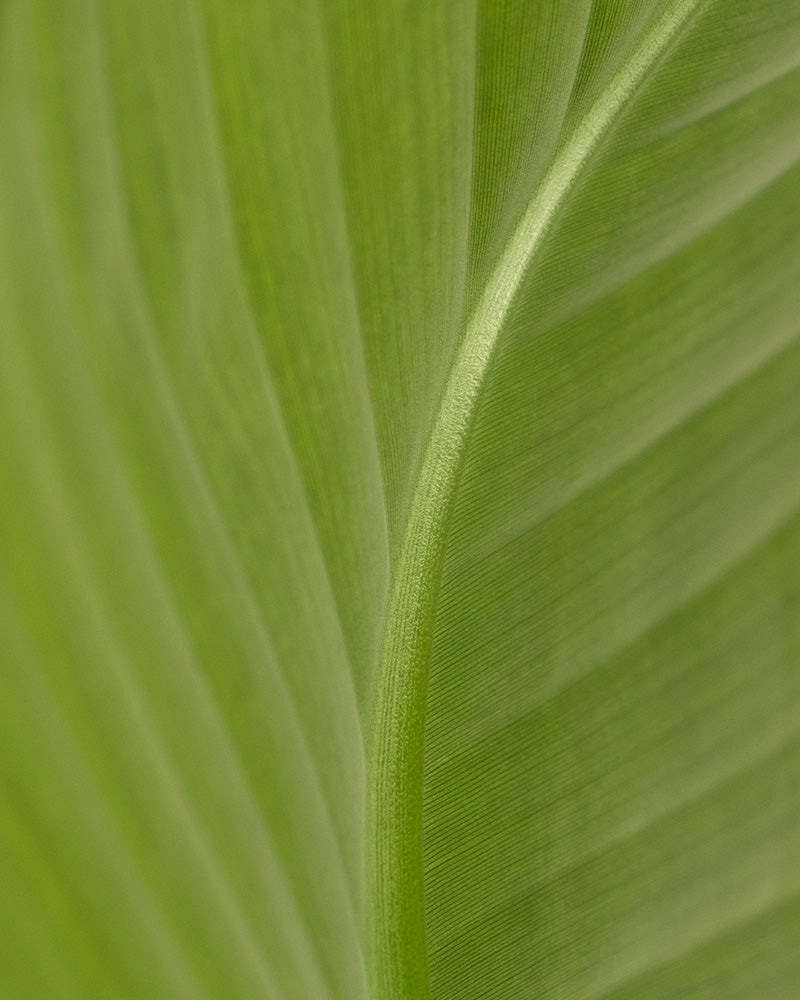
[367,3,704,997]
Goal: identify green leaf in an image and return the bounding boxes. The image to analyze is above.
[2,2,800,999]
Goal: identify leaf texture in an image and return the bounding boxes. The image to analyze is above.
[1,1,799,999]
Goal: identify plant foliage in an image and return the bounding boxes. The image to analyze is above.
[2,1,800,998]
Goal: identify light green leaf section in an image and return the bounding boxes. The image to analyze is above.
[1,1,799,1000]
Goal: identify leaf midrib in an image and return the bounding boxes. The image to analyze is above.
[366,2,705,998]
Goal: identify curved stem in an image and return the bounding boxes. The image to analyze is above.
[367,3,704,997]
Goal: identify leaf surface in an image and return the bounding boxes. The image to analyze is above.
[1,2,799,999]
